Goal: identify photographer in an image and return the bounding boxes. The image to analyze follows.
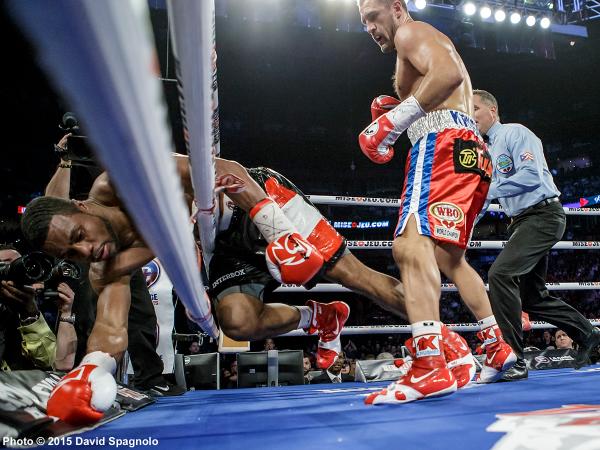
[0,244,76,371]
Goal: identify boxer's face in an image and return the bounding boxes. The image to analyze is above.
[359,0,398,53]
[473,94,497,135]
[43,212,119,264]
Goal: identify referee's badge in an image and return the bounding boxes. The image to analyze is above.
[496,154,514,174]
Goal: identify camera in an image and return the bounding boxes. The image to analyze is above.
[43,260,82,294]
[0,252,55,285]
[55,112,94,163]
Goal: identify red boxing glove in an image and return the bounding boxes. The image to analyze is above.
[46,351,117,426]
[358,95,425,165]
[266,233,324,285]
[371,95,401,121]
[358,114,397,164]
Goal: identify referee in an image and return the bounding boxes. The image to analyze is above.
[473,90,600,380]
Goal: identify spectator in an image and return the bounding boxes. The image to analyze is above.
[188,341,200,355]
[541,330,555,350]
[310,353,353,384]
[555,330,574,350]
[264,338,277,351]
[225,360,238,389]
[303,353,313,384]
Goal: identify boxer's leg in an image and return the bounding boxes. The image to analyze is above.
[217,291,301,341]
[324,252,407,320]
[393,216,440,322]
[434,242,491,320]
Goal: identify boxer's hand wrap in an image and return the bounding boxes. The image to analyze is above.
[359,96,425,164]
[249,198,296,243]
[371,95,401,121]
[46,351,117,425]
[266,233,324,285]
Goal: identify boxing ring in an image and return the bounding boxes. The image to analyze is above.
[8,1,600,449]
[43,367,600,450]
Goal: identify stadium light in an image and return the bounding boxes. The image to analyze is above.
[540,17,551,28]
[480,5,492,18]
[463,2,477,15]
[494,9,506,22]
[526,14,536,26]
[510,11,521,24]
[415,0,427,10]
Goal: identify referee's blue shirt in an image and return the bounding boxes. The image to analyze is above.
[486,121,560,217]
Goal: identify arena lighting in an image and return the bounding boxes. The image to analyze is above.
[540,16,551,28]
[463,2,477,15]
[510,11,521,23]
[494,9,506,22]
[480,6,492,18]
[526,14,536,26]
[414,0,427,10]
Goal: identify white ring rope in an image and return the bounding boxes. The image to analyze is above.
[281,320,600,336]
[307,195,600,215]
[276,282,600,293]
[167,0,220,263]
[343,240,600,250]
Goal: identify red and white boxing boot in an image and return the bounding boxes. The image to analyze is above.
[441,325,477,388]
[386,326,475,390]
[305,300,350,369]
[475,316,517,383]
[365,321,457,405]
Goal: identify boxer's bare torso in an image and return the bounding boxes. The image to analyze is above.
[392,21,473,115]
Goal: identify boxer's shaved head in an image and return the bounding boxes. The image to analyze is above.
[357,0,407,11]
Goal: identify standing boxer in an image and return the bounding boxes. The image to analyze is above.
[357,0,515,405]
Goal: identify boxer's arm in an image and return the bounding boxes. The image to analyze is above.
[174,153,268,211]
[89,245,154,290]
[86,274,131,362]
[394,23,464,112]
[488,128,542,199]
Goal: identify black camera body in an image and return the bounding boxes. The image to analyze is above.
[44,260,82,291]
[0,252,55,285]
[56,112,94,163]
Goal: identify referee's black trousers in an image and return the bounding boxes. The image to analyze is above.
[488,201,593,359]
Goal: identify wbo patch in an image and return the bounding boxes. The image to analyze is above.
[496,154,514,174]
[520,151,535,162]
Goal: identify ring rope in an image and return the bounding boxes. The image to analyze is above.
[280,320,600,336]
[307,195,600,215]
[343,240,600,250]
[276,282,600,293]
